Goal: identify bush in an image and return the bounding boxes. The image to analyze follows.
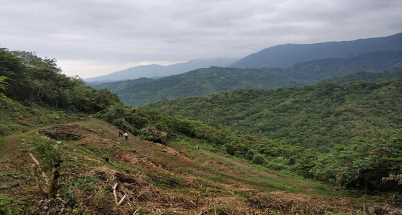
[225,143,237,155]
[112,118,138,135]
[252,154,266,165]
[246,149,255,160]
[31,138,62,169]
[139,127,168,144]
[267,161,288,171]
[266,157,289,170]
[0,195,18,214]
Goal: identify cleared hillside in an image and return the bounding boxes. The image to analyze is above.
[0,115,400,214]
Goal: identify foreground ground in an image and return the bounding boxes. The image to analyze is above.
[0,118,400,214]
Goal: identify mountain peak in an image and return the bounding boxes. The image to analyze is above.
[232,33,402,68]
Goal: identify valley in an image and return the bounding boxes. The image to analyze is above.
[0,32,402,214]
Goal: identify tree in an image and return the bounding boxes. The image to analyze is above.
[252,154,266,165]
[0,48,121,113]
[0,76,7,93]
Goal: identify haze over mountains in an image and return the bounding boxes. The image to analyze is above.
[93,33,402,105]
[232,33,402,68]
[0,0,403,213]
[86,58,236,83]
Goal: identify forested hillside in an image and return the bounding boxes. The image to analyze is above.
[86,58,236,83]
[0,49,120,114]
[0,48,401,214]
[232,33,401,68]
[0,48,122,136]
[147,72,402,191]
[94,50,401,105]
[148,71,401,148]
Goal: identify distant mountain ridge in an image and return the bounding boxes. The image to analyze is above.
[94,50,401,105]
[232,33,401,68]
[85,58,236,83]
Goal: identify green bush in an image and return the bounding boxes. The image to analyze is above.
[0,76,7,93]
[225,143,237,155]
[139,127,168,144]
[32,139,62,169]
[0,195,18,214]
[267,162,287,171]
[246,149,255,160]
[252,154,266,165]
[112,118,138,135]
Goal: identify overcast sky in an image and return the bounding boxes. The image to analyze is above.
[0,0,401,78]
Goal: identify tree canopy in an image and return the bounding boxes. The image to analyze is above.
[0,48,120,113]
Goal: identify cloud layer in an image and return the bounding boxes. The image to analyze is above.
[0,0,401,78]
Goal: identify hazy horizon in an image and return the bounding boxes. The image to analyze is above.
[0,0,401,78]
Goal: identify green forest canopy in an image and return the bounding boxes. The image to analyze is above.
[0,48,120,113]
[147,75,401,191]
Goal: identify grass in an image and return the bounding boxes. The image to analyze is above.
[0,194,20,214]
[170,137,338,196]
[0,118,400,214]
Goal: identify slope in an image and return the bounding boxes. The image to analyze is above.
[232,33,401,68]
[0,47,401,214]
[0,118,400,214]
[148,74,401,149]
[146,74,401,193]
[94,50,401,105]
[94,67,293,105]
[85,58,236,84]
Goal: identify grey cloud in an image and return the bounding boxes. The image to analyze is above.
[0,0,401,78]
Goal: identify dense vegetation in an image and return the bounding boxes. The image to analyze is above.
[0,47,402,213]
[147,72,402,191]
[94,67,293,105]
[2,49,377,214]
[94,50,400,105]
[0,48,120,113]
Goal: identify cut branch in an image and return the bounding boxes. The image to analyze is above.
[112,183,119,204]
[29,153,40,166]
[112,182,127,206]
[117,194,127,206]
[29,153,49,186]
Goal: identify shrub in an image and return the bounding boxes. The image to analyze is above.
[225,143,237,155]
[139,127,168,144]
[267,161,288,171]
[266,157,289,170]
[252,154,266,165]
[112,118,138,135]
[32,140,62,169]
[246,149,255,160]
[0,195,18,214]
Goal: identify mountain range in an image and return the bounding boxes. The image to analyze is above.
[85,58,236,83]
[232,33,401,68]
[94,50,401,105]
[92,33,401,105]
[87,33,401,84]
[0,34,402,214]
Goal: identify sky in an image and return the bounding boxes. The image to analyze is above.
[0,0,401,78]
